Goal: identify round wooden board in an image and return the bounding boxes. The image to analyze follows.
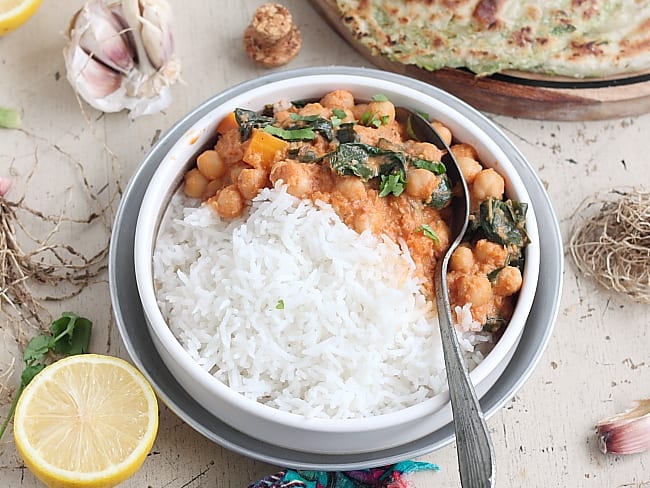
[310,0,650,121]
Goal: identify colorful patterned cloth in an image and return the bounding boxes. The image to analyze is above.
[248,461,440,488]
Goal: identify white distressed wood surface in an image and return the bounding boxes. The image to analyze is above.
[0,1,649,487]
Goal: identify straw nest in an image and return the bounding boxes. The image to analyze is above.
[568,187,650,303]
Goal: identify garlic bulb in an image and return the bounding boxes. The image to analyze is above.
[63,0,181,118]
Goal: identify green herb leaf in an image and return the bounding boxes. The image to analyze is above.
[50,312,93,356]
[330,116,343,127]
[371,94,389,102]
[276,299,285,310]
[263,125,316,141]
[0,312,93,441]
[235,108,275,140]
[416,224,441,243]
[479,197,530,247]
[21,364,45,386]
[426,173,453,209]
[23,335,53,365]
[336,123,358,143]
[289,113,320,122]
[332,108,347,119]
[413,158,446,175]
[327,143,380,180]
[379,173,406,197]
[0,107,21,129]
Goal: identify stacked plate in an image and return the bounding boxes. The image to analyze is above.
[108,66,563,470]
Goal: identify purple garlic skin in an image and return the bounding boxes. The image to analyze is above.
[596,399,650,455]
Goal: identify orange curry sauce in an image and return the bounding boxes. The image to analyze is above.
[182,90,524,331]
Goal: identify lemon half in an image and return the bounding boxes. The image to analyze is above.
[0,0,41,35]
[13,354,159,488]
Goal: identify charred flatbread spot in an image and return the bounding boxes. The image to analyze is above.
[473,0,504,29]
[569,40,605,58]
[572,0,599,20]
[511,27,533,47]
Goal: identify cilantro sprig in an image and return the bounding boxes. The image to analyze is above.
[0,312,92,439]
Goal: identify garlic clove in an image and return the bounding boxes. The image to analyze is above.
[139,0,175,70]
[65,44,123,100]
[63,0,180,118]
[73,0,134,74]
[596,399,650,454]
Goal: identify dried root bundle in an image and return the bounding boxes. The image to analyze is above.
[0,190,109,343]
[569,188,650,303]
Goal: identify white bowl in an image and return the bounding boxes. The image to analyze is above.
[134,68,540,455]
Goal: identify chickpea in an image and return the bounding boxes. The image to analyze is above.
[320,90,355,110]
[237,167,268,200]
[474,239,508,269]
[209,184,244,218]
[183,168,208,199]
[456,156,483,184]
[472,168,505,202]
[202,177,225,200]
[494,266,523,296]
[449,245,475,273]
[366,99,395,124]
[230,162,250,184]
[431,121,452,146]
[197,150,227,180]
[457,274,492,307]
[299,102,330,118]
[403,141,443,162]
[405,168,439,200]
[274,109,293,126]
[269,160,312,198]
[335,176,366,200]
[351,103,368,121]
[451,143,479,160]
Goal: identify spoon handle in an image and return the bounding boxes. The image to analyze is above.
[435,260,496,488]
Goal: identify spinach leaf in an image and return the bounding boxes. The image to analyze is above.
[336,123,358,143]
[426,173,453,209]
[286,114,334,141]
[235,108,275,140]
[412,158,446,175]
[327,143,380,180]
[479,197,530,247]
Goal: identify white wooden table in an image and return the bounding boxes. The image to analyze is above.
[1,1,649,486]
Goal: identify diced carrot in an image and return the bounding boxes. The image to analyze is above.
[242,129,289,170]
[216,111,239,134]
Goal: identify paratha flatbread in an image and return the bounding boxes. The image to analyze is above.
[336,0,650,78]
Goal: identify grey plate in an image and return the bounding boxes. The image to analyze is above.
[108,66,563,470]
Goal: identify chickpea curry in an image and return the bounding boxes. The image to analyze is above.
[182,90,530,333]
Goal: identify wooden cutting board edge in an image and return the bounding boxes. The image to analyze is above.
[310,0,650,121]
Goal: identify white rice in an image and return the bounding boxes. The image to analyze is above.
[153,183,488,419]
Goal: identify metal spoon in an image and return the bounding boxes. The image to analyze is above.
[395,107,496,488]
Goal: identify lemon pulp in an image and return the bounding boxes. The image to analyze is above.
[13,354,159,488]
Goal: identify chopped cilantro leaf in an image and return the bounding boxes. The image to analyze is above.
[263,125,316,141]
[379,173,406,197]
[416,224,440,243]
[371,93,389,102]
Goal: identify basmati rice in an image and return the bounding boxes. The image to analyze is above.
[153,183,487,419]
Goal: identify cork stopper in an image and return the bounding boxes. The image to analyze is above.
[243,3,301,68]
